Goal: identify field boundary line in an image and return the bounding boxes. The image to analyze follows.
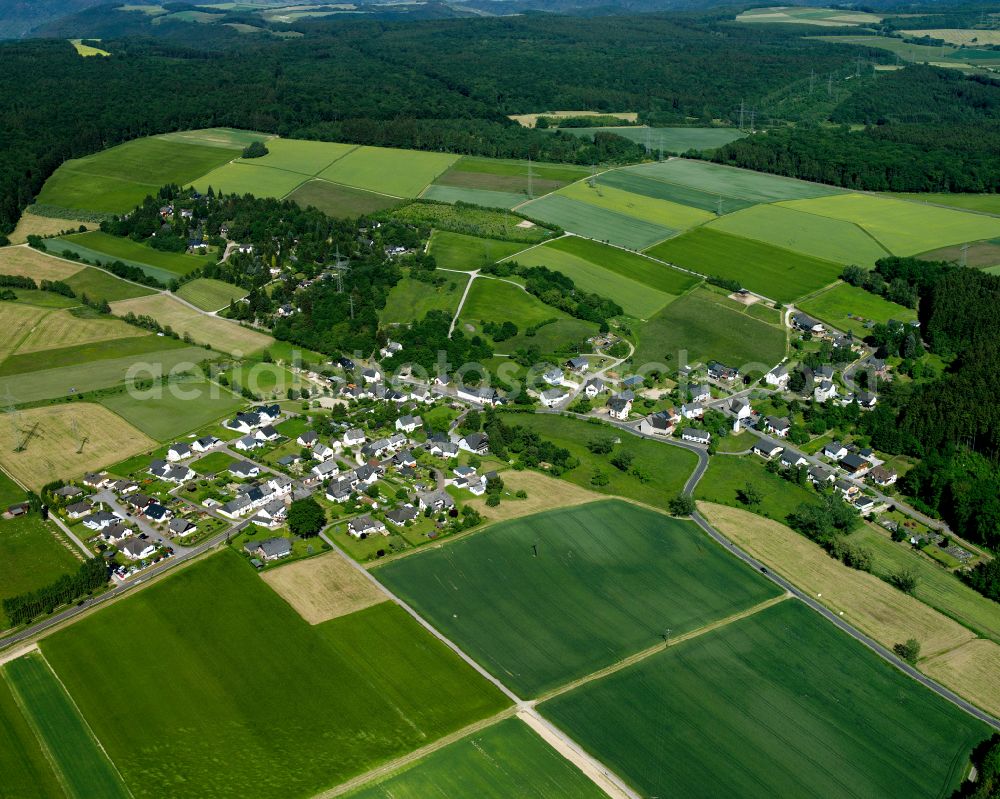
[772,201,894,256]
[311,708,516,798]
[307,176,405,201]
[535,593,790,703]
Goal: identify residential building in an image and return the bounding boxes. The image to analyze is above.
[584,378,605,398]
[868,466,898,487]
[814,380,838,403]
[637,410,676,437]
[395,415,422,433]
[681,428,710,445]
[229,460,260,479]
[459,432,489,455]
[764,364,789,388]
[566,356,589,373]
[244,537,292,562]
[753,438,782,460]
[386,505,419,526]
[823,441,848,460]
[122,539,156,560]
[607,396,632,421]
[764,416,790,438]
[417,489,455,511]
[540,388,567,408]
[348,515,387,538]
[166,443,192,461]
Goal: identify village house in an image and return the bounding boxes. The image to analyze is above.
[53,484,83,500]
[168,518,196,537]
[607,395,632,421]
[192,435,220,453]
[681,428,711,445]
[778,449,809,469]
[459,432,489,455]
[637,410,677,437]
[808,465,836,485]
[343,428,366,447]
[708,362,740,382]
[814,380,838,403]
[83,510,120,531]
[840,452,870,475]
[728,397,752,421]
[254,425,280,442]
[166,442,192,462]
[348,515,387,539]
[542,366,564,386]
[234,435,265,452]
[868,466,898,487]
[395,415,422,433]
[83,472,111,489]
[149,460,195,484]
[680,403,703,420]
[792,313,824,334]
[457,386,502,406]
[692,384,712,405]
[764,363,789,388]
[752,438,783,460]
[417,489,455,512]
[386,505,419,526]
[566,356,589,373]
[312,442,336,461]
[229,460,260,479]
[823,441,848,460]
[429,438,460,459]
[540,388,567,408]
[764,416,790,438]
[65,501,93,520]
[584,378,605,398]
[361,367,381,384]
[253,499,288,529]
[394,449,417,468]
[380,340,403,358]
[97,523,132,545]
[310,459,341,481]
[244,537,292,562]
[857,391,878,410]
[144,503,171,522]
[122,539,157,560]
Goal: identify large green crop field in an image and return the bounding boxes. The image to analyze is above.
[40,551,508,799]
[780,194,1000,256]
[98,377,245,441]
[175,277,247,311]
[427,230,526,270]
[520,194,675,249]
[157,128,274,149]
[62,231,214,277]
[381,274,470,324]
[709,203,890,265]
[562,126,746,154]
[0,515,79,630]
[46,237,177,285]
[558,179,714,229]
[798,282,917,336]
[0,334,186,378]
[626,159,843,203]
[390,202,555,244]
[0,674,64,799]
[889,193,1000,215]
[192,161,308,199]
[648,227,843,302]
[547,235,701,294]
[346,718,606,799]
[235,138,355,176]
[634,286,787,368]
[421,184,528,209]
[37,137,240,215]
[377,500,780,697]
[499,414,697,508]
[287,179,404,218]
[318,146,459,198]
[599,168,754,214]
[541,599,988,799]
[4,653,131,798]
[512,242,675,318]
[64,265,155,302]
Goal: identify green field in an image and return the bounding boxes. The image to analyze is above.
[634,286,787,368]
[888,193,1000,215]
[191,450,236,475]
[40,551,508,799]
[0,515,79,630]
[98,377,244,441]
[427,230,526,270]
[421,185,528,209]
[626,159,843,203]
[346,718,605,799]
[175,278,247,311]
[0,675,63,799]
[780,193,1000,256]
[851,525,1000,644]
[520,194,675,250]
[561,126,746,154]
[648,227,843,302]
[63,232,214,277]
[235,138,355,176]
[390,202,555,244]
[512,242,675,318]
[46,238,175,285]
[37,137,240,214]
[599,168,754,214]
[381,274,470,324]
[440,156,588,190]
[377,500,780,697]
[0,334,185,377]
[738,5,881,24]
[4,653,130,798]
[460,278,567,332]
[0,468,26,507]
[558,179,714,229]
[157,128,274,149]
[318,146,459,198]
[709,203,890,266]
[0,346,218,403]
[546,235,701,294]
[695,453,820,522]
[810,34,964,63]
[798,282,917,336]
[192,161,308,199]
[64,266,155,301]
[287,179,403,218]
[541,599,988,799]
[496,413,697,509]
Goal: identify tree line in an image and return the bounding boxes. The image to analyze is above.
[3,555,108,627]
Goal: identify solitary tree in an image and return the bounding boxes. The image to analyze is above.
[287,497,325,538]
[893,638,921,664]
[669,493,696,516]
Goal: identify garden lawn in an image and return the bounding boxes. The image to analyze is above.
[558,180,714,229]
[319,146,459,198]
[98,377,244,441]
[0,515,79,630]
[345,717,606,799]
[287,180,403,218]
[0,674,63,799]
[41,551,508,799]
[519,194,674,250]
[541,599,988,799]
[175,278,247,311]
[191,451,237,475]
[780,194,1000,256]
[709,204,890,266]
[798,282,917,336]
[427,230,526,270]
[381,274,469,325]
[376,500,780,697]
[547,235,701,294]
[648,227,842,302]
[633,287,786,369]
[497,413,697,509]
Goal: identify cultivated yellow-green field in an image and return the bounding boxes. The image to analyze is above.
[0,246,84,281]
[9,215,93,244]
[110,294,273,355]
[15,310,145,355]
[922,639,1000,718]
[0,305,52,362]
[466,471,605,523]
[261,552,387,624]
[558,179,714,229]
[0,403,155,490]
[901,29,1000,46]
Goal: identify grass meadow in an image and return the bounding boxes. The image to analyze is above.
[709,203,890,266]
[695,452,820,522]
[541,599,988,799]
[648,227,843,302]
[633,286,787,369]
[460,278,566,332]
[15,309,142,355]
[889,193,1000,215]
[41,551,508,799]
[443,156,588,189]
[558,179,714,229]
[390,202,555,243]
[0,245,83,281]
[192,162,307,199]
[919,240,1000,268]
[380,274,470,325]
[318,146,459,198]
[46,237,176,285]
[563,126,746,154]
[780,194,1000,256]
[346,718,606,799]
[547,235,701,294]
[0,334,186,378]
[376,500,780,697]
[4,653,131,798]
[98,377,244,441]
[157,128,274,149]
[798,282,917,336]
[421,184,527,209]
[0,674,64,799]
[37,137,239,214]
[60,232,217,278]
[520,194,674,250]
[0,515,79,630]
[64,265,155,301]
[235,138,355,175]
[287,180,403,218]
[427,230,526,270]
[175,278,247,311]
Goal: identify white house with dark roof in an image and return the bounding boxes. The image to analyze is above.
[122,539,156,560]
[192,435,220,452]
[229,460,260,479]
[348,515,386,539]
[343,428,366,447]
[765,363,789,388]
[166,443,192,462]
[681,428,710,445]
[607,396,632,421]
[395,415,422,433]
